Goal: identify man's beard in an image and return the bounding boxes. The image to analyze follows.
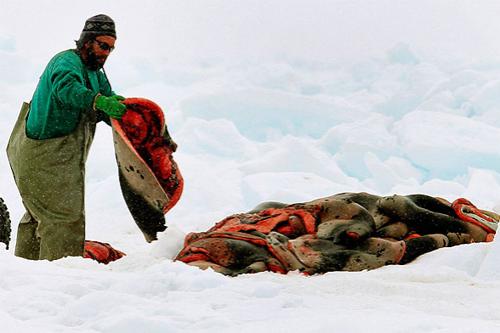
[83,48,106,70]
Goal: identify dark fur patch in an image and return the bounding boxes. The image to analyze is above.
[399,236,439,264]
[0,198,11,250]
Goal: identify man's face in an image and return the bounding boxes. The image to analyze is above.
[83,35,116,70]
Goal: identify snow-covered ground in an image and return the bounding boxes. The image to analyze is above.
[2,1,500,332]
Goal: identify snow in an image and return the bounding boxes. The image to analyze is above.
[2,1,500,332]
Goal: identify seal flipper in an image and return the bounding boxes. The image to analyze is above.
[119,170,166,242]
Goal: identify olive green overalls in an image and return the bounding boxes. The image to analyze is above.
[7,102,96,260]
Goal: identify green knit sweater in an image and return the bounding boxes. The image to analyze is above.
[26,50,113,139]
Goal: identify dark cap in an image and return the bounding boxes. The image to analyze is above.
[80,14,116,40]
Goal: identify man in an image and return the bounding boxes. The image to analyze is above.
[176,192,498,276]
[6,14,126,261]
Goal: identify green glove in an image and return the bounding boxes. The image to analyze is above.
[95,95,126,119]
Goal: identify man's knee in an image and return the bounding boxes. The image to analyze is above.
[37,216,85,260]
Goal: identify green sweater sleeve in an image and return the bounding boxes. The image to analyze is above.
[95,70,114,125]
[50,56,97,110]
[97,70,114,96]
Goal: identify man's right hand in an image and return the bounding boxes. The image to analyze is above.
[95,95,126,119]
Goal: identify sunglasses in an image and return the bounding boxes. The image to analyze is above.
[94,40,115,52]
